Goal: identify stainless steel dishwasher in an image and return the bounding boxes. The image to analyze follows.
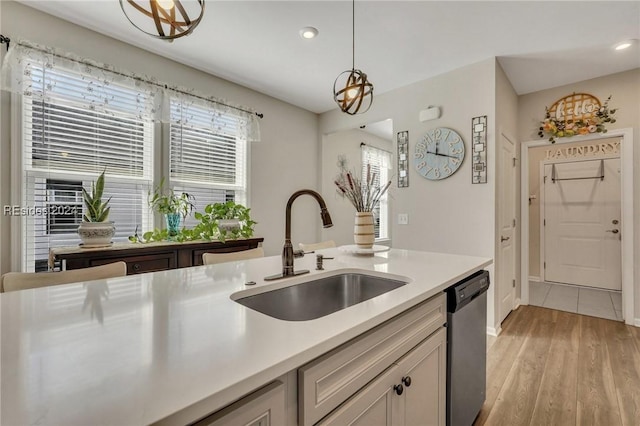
[445,270,490,426]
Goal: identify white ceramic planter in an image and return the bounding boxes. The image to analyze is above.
[77,221,115,247]
[354,212,375,248]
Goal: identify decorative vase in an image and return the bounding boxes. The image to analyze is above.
[354,212,375,249]
[77,221,115,247]
[165,213,181,239]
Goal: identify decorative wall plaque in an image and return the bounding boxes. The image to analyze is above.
[472,116,487,184]
[538,93,617,143]
[397,131,409,188]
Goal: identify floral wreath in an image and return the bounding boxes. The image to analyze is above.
[538,95,618,143]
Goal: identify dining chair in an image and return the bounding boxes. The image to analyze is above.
[298,240,336,252]
[202,247,265,265]
[0,261,127,293]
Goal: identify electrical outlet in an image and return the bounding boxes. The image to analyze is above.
[398,213,409,225]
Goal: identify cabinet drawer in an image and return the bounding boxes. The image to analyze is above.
[90,253,177,275]
[191,381,285,426]
[298,293,446,425]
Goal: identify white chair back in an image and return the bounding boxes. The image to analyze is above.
[0,261,127,293]
[202,247,265,265]
[298,240,336,252]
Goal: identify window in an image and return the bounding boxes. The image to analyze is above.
[12,45,254,272]
[21,65,154,272]
[362,144,392,240]
[169,99,248,227]
[45,179,83,235]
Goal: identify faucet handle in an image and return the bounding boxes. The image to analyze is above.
[293,249,306,258]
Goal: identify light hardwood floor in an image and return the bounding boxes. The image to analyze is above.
[475,305,640,426]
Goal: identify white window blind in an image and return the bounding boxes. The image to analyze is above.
[169,99,248,222]
[21,65,153,271]
[362,144,392,240]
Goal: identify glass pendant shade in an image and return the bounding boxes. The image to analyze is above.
[333,69,374,115]
[120,0,205,41]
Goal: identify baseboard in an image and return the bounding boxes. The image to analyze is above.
[486,325,502,337]
[528,275,541,282]
[514,298,522,309]
[634,318,640,328]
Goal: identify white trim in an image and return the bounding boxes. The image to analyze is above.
[10,94,23,272]
[486,326,502,337]
[634,318,640,328]
[514,298,522,309]
[520,129,634,325]
[539,161,546,281]
[528,276,541,282]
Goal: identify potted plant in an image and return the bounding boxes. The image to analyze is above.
[148,178,195,239]
[78,170,116,247]
[192,201,257,243]
[334,157,391,248]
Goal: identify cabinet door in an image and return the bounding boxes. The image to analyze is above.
[318,365,402,426]
[193,381,285,426]
[397,328,447,426]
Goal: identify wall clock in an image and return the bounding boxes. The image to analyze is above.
[414,127,465,180]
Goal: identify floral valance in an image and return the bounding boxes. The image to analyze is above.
[0,39,261,142]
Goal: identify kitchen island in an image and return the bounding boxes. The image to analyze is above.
[0,248,491,425]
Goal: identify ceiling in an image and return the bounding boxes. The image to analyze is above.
[16,1,640,114]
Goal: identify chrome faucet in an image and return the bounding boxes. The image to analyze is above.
[264,189,333,281]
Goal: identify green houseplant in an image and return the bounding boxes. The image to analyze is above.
[192,201,257,243]
[77,170,115,247]
[148,178,195,239]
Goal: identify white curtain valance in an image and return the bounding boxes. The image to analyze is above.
[0,39,261,142]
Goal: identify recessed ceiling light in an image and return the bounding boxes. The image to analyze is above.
[615,41,633,50]
[300,27,319,39]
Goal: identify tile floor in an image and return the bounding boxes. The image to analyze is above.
[529,280,622,321]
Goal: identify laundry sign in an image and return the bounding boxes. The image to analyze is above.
[545,140,620,160]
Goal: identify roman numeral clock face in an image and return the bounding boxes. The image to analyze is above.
[414,127,465,180]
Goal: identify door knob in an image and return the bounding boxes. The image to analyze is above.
[501,236,510,242]
[606,229,619,234]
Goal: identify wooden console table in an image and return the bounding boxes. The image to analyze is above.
[50,238,264,275]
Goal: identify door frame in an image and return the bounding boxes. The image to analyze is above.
[520,128,634,325]
[539,157,620,285]
[497,131,517,325]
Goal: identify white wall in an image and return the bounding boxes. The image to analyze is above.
[0,1,321,272]
[320,128,392,246]
[518,68,640,319]
[319,58,500,330]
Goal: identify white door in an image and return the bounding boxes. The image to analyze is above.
[498,133,516,324]
[543,158,621,290]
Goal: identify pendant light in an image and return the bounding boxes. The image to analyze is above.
[120,0,205,41]
[333,0,374,115]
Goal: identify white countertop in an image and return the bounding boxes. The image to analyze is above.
[0,248,491,425]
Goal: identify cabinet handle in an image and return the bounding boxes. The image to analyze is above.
[394,384,404,396]
[402,376,412,387]
[133,264,141,271]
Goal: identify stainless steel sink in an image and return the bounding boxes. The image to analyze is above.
[235,273,408,321]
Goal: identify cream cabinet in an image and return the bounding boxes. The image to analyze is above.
[192,381,285,426]
[318,328,446,426]
[299,293,447,426]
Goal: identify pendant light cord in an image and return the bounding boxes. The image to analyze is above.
[352,0,355,70]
